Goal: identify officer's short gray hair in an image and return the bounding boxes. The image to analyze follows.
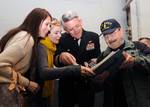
[61,11,79,26]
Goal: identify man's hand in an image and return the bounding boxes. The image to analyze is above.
[120,52,135,69]
[59,52,77,65]
[80,66,95,76]
[84,58,97,67]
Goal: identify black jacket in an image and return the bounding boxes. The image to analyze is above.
[54,29,101,107]
[55,30,101,66]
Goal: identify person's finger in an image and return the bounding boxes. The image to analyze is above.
[84,67,95,75]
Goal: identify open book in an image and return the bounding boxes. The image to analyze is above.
[92,49,124,75]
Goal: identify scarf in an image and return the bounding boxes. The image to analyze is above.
[40,37,56,97]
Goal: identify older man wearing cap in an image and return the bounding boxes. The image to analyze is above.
[97,18,150,107]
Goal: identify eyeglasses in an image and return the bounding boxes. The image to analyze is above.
[67,24,81,32]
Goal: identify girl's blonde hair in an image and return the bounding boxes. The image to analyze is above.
[51,18,61,28]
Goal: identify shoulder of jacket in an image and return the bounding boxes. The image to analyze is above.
[126,40,143,50]
[84,31,99,40]
[37,42,46,49]
[16,31,30,38]
[9,31,31,43]
[6,31,29,44]
[84,30,98,35]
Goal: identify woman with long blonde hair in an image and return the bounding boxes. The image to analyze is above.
[36,18,94,107]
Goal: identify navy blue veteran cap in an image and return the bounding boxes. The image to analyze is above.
[100,18,121,36]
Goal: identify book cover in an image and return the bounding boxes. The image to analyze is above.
[92,49,124,75]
